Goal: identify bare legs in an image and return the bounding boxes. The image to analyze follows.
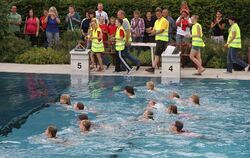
[189,49,205,74]
[90,52,104,71]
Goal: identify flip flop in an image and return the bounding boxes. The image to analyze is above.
[192,72,202,76]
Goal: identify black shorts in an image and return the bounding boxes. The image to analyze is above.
[155,40,167,56]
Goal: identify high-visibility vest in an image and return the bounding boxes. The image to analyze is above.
[115,26,125,51]
[91,27,104,53]
[228,23,241,48]
[192,23,205,47]
[123,18,132,42]
[154,17,169,42]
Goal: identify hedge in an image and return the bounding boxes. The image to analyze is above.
[7,0,250,38]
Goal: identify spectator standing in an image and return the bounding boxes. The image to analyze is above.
[95,3,109,23]
[131,10,145,56]
[144,11,156,43]
[88,19,104,72]
[40,9,48,48]
[45,6,60,48]
[186,15,206,75]
[24,9,40,46]
[117,10,140,71]
[210,10,226,44]
[176,9,192,45]
[108,17,117,52]
[162,9,176,43]
[80,11,91,37]
[224,17,249,73]
[65,5,81,31]
[146,7,169,73]
[7,6,22,36]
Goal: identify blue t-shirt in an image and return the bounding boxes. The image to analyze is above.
[46,16,59,33]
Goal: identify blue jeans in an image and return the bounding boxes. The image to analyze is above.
[46,32,60,48]
[227,47,248,72]
[122,45,140,66]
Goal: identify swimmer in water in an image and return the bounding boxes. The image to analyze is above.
[74,102,85,111]
[147,100,157,109]
[168,92,180,100]
[60,94,71,105]
[169,121,185,134]
[77,114,89,121]
[167,105,192,118]
[79,120,91,132]
[189,94,200,105]
[138,110,154,121]
[124,86,136,98]
[45,125,57,138]
[146,81,155,92]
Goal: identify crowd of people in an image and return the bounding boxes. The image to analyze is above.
[7,1,249,74]
[45,81,203,140]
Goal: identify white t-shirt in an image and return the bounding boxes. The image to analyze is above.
[176,17,192,36]
[95,10,109,23]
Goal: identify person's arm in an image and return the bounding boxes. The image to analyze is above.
[176,17,182,27]
[210,20,216,29]
[105,12,109,24]
[23,17,27,34]
[56,16,61,24]
[36,18,40,36]
[131,19,135,33]
[45,15,49,23]
[218,22,225,30]
[17,15,22,25]
[225,30,236,47]
[65,14,69,23]
[150,20,167,35]
[141,18,145,36]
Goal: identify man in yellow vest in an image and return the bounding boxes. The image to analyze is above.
[146,7,169,73]
[186,15,206,75]
[224,16,249,73]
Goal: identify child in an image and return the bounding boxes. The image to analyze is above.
[189,94,200,105]
[45,125,57,138]
[167,105,178,114]
[169,121,185,134]
[146,81,155,91]
[108,17,117,52]
[77,114,89,121]
[60,94,71,105]
[74,102,85,110]
[168,92,180,100]
[143,110,154,120]
[79,120,91,132]
[124,86,135,98]
[180,1,189,14]
[147,100,157,109]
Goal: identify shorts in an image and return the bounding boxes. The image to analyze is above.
[155,40,167,56]
[191,46,202,52]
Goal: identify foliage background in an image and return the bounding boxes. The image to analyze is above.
[0,0,249,66]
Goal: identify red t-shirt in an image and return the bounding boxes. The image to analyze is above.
[40,16,47,31]
[99,24,108,43]
[108,24,117,36]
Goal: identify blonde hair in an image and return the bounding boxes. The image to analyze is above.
[80,120,91,131]
[146,81,155,90]
[191,94,200,105]
[49,6,58,16]
[60,94,71,105]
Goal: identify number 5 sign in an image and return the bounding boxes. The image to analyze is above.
[70,49,90,75]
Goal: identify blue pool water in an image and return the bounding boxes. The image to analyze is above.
[0,73,249,158]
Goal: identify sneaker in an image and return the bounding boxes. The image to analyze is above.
[136,65,140,71]
[127,67,135,74]
[245,65,249,72]
[145,67,155,73]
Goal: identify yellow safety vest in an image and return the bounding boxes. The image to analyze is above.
[123,18,132,42]
[115,26,125,51]
[192,23,205,47]
[228,23,241,48]
[91,27,104,53]
[154,17,169,42]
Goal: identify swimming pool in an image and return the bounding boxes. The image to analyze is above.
[0,73,249,158]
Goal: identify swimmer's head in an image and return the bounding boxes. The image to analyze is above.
[168,92,180,99]
[148,100,156,108]
[77,114,89,121]
[124,86,135,96]
[170,121,183,133]
[143,110,154,120]
[45,125,57,138]
[79,120,91,132]
[146,81,155,91]
[167,105,178,114]
[60,94,71,105]
[74,102,85,110]
[189,94,200,105]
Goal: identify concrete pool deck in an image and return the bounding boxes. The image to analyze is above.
[0,63,250,80]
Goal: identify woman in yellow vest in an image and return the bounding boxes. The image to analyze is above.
[89,18,104,71]
[113,18,132,73]
[187,15,206,75]
[224,16,249,73]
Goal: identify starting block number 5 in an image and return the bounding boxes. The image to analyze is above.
[77,62,82,69]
